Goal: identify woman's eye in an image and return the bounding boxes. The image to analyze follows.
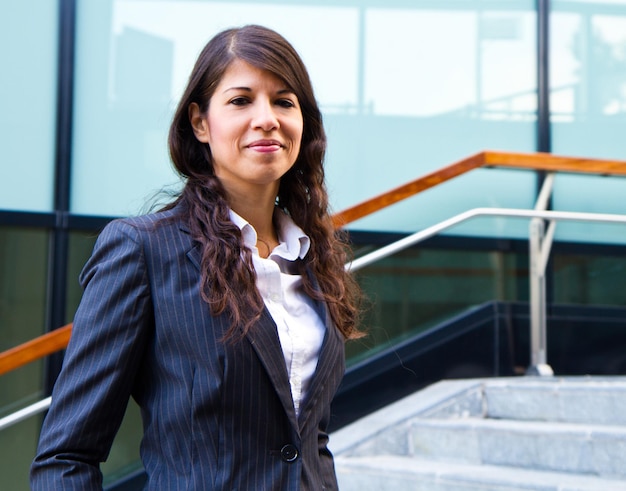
[229,97,249,106]
[276,99,296,108]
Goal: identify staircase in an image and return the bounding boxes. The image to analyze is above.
[330,376,626,491]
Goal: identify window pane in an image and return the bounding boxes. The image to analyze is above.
[0,226,49,491]
[348,245,528,365]
[553,253,626,306]
[551,1,626,244]
[0,1,58,212]
[66,230,100,318]
[0,417,42,491]
[331,2,538,238]
[0,227,48,351]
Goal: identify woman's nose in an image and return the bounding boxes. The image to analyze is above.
[251,100,279,131]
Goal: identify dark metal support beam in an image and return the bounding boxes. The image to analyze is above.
[537,0,551,153]
[536,0,554,321]
[45,0,77,392]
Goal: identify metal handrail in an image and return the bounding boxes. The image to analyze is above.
[0,397,51,432]
[347,206,626,376]
[3,206,626,432]
[347,207,626,271]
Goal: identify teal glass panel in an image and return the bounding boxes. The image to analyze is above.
[347,245,529,365]
[0,226,49,491]
[101,401,143,487]
[0,415,42,491]
[551,1,626,244]
[0,227,48,352]
[329,1,538,237]
[72,0,537,241]
[0,1,58,212]
[553,253,626,307]
[66,230,100,319]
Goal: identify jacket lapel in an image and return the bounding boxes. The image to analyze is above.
[244,309,299,431]
[297,299,344,430]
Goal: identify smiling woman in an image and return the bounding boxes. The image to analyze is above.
[30,24,363,491]
[188,59,304,216]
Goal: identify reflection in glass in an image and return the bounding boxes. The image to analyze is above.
[0,1,57,212]
[551,1,626,243]
[551,3,626,121]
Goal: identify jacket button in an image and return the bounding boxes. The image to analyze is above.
[280,444,299,462]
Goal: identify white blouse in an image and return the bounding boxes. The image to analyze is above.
[229,209,326,417]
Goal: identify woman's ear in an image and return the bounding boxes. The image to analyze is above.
[189,102,210,143]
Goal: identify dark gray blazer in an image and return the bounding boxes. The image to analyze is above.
[30,206,345,490]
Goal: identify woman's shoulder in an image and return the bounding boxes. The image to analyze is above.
[100,204,189,241]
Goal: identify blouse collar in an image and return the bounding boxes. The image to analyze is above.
[229,208,310,261]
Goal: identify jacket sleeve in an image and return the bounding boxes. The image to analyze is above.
[30,220,153,491]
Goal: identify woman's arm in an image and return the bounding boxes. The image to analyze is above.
[30,220,153,491]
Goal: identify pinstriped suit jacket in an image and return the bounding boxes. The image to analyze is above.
[30,206,345,490]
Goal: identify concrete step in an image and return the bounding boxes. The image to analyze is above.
[330,377,626,489]
[407,417,626,479]
[482,377,626,426]
[335,455,626,491]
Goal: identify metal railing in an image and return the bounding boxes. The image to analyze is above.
[346,193,626,377]
[0,397,51,432]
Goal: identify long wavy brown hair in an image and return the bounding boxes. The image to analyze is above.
[165,25,363,341]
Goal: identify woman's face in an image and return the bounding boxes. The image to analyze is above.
[190,59,304,199]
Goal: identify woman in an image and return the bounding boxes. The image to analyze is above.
[30,24,362,490]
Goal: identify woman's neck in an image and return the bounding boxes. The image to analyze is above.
[229,194,278,243]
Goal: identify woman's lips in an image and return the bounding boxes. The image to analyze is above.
[248,140,282,152]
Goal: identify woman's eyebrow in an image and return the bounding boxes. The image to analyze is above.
[222,86,295,95]
[223,86,252,93]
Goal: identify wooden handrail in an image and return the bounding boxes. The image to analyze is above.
[3,150,626,376]
[0,324,72,376]
[332,150,626,227]
[483,150,626,175]
[332,151,485,227]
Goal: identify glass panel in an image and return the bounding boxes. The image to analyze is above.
[348,245,528,365]
[0,413,42,491]
[0,1,58,212]
[71,0,537,240]
[0,227,48,351]
[552,173,626,245]
[102,401,143,486]
[553,253,626,306]
[66,230,100,318]
[344,168,537,238]
[332,1,538,237]
[0,226,48,491]
[551,1,626,243]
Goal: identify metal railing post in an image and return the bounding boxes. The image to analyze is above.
[527,173,555,376]
[527,218,554,376]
